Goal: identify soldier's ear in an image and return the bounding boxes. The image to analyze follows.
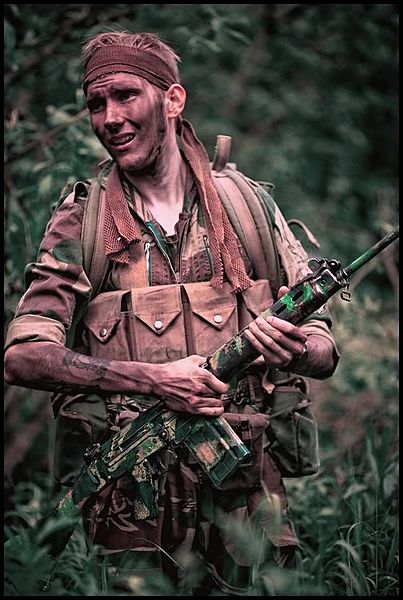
[166,84,186,118]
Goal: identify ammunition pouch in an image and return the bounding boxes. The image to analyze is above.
[266,374,320,477]
[82,279,273,363]
[52,392,110,486]
[215,371,320,488]
[213,412,269,491]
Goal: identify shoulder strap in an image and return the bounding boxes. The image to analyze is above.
[81,179,109,298]
[80,172,149,296]
[212,135,232,172]
[211,136,283,294]
[212,171,267,277]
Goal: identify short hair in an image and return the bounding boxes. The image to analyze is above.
[81,31,181,82]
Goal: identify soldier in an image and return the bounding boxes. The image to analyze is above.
[5,31,339,594]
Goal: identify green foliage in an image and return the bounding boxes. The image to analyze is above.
[4,4,398,597]
[284,427,399,597]
[4,440,398,596]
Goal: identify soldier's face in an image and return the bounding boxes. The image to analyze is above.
[86,73,168,174]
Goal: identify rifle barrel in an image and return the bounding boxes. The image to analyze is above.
[343,229,399,278]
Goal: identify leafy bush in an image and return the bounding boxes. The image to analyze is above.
[5,435,398,596]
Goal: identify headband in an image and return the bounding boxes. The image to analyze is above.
[82,45,178,93]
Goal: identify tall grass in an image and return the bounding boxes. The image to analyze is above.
[284,423,399,596]
[4,422,398,597]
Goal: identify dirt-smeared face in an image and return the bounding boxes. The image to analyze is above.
[86,72,168,174]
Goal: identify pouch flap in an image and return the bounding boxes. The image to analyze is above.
[270,387,308,416]
[215,412,270,490]
[86,318,120,343]
[191,304,236,331]
[184,281,236,330]
[240,278,273,318]
[84,290,126,342]
[224,412,269,439]
[131,284,182,336]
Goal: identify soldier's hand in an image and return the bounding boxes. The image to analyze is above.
[244,286,308,370]
[155,355,228,416]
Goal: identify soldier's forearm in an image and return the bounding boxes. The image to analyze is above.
[283,335,339,379]
[4,341,159,395]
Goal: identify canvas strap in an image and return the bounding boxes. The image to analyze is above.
[211,135,283,294]
[81,178,149,295]
[212,172,268,280]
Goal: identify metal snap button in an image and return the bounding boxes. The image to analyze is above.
[213,314,223,324]
[154,320,163,330]
[99,328,108,337]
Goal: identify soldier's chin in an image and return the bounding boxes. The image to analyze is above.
[120,156,159,177]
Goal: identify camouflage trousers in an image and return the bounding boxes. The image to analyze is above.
[82,450,298,595]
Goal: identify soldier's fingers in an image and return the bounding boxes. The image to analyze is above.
[200,370,229,394]
[277,286,290,298]
[191,405,224,416]
[244,327,293,365]
[262,316,307,342]
[251,319,306,355]
[194,394,224,406]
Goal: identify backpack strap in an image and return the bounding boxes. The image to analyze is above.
[287,218,320,249]
[213,171,268,279]
[212,135,232,172]
[81,179,109,298]
[211,136,283,294]
[80,172,149,296]
[226,168,282,291]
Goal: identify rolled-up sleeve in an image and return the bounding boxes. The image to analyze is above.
[6,192,92,350]
[5,314,67,350]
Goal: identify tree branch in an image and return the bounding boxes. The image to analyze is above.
[5,108,89,164]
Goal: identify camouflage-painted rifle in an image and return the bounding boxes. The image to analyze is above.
[5,229,399,562]
[205,228,399,380]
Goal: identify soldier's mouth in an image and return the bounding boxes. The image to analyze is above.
[109,134,136,149]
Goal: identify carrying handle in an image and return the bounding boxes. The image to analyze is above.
[212,135,232,172]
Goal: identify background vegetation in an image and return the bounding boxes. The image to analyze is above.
[4,4,399,596]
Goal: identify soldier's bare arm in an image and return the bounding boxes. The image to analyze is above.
[4,342,227,416]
